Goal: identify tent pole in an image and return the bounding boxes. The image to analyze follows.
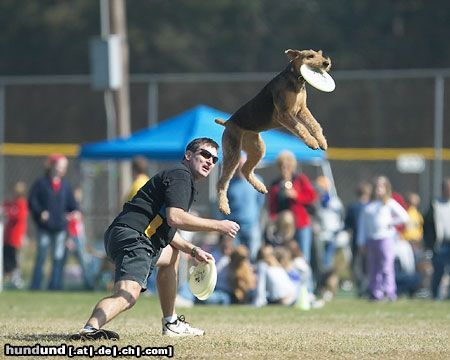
[209,165,218,204]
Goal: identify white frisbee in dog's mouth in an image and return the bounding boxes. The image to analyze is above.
[300,64,335,92]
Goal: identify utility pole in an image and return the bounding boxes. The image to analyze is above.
[0,87,5,292]
[110,0,131,201]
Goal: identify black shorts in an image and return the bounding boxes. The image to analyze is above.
[104,224,162,291]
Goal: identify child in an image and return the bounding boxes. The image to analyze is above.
[3,181,28,288]
[357,176,409,301]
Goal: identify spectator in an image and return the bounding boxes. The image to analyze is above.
[357,176,409,301]
[228,245,257,304]
[28,154,78,290]
[199,235,235,305]
[402,192,424,256]
[314,176,344,271]
[220,154,265,262]
[394,238,421,297]
[63,187,93,290]
[423,177,450,300]
[253,244,297,307]
[2,181,28,289]
[274,245,301,294]
[344,181,372,296]
[125,156,150,202]
[284,240,326,308]
[268,151,316,264]
[265,210,296,247]
[286,240,313,292]
[211,234,234,264]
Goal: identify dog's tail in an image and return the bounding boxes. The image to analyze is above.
[215,118,227,127]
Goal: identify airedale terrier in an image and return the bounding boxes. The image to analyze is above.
[216,49,331,214]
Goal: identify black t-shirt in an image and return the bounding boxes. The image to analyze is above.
[112,162,196,250]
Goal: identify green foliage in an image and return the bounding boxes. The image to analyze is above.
[1,1,450,75]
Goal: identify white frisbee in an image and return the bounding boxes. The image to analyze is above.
[196,270,217,301]
[189,260,217,300]
[300,64,336,92]
[193,263,217,300]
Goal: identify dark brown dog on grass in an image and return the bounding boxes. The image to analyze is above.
[216,49,332,214]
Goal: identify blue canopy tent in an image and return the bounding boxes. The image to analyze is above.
[79,105,326,163]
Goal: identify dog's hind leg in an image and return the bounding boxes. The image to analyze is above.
[241,132,268,194]
[297,107,328,150]
[217,124,242,215]
[277,114,320,149]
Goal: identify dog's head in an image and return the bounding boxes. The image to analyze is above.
[285,49,331,73]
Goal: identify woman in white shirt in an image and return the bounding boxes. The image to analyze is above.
[357,176,409,301]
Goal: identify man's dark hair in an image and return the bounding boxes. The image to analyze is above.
[185,137,219,153]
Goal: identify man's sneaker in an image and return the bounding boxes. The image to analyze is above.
[162,315,205,337]
[69,328,120,341]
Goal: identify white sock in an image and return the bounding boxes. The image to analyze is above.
[164,315,178,324]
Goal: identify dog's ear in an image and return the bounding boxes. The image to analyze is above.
[318,50,323,55]
[285,49,301,60]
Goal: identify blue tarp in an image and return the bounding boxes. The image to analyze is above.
[79,105,326,163]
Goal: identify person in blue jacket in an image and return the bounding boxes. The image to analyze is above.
[28,154,77,290]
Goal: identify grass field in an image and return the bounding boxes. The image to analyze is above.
[0,290,449,359]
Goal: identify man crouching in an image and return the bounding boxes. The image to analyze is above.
[70,138,240,340]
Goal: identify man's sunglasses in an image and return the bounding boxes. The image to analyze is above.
[197,149,219,164]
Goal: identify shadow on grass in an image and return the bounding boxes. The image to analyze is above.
[5,334,70,342]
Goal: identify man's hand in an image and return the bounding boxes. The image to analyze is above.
[217,220,240,238]
[193,247,214,263]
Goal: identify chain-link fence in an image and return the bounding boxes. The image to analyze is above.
[3,155,449,245]
[1,69,450,243]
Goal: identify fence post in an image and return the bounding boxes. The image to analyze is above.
[147,81,158,128]
[433,76,444,199]
[0,86,5,292]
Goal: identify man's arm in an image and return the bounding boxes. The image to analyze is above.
[166,207,240,238]
[170,231,213,262]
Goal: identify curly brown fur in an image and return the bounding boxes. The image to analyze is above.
[216,49,332,214]
[229,245,256,303]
